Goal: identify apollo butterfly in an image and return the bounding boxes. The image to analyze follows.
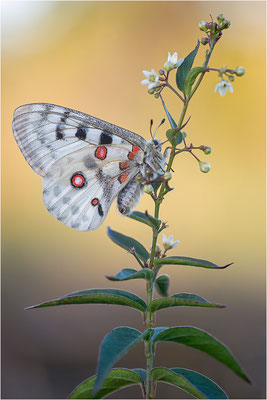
[12,103,167,231]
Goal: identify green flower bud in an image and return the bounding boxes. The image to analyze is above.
[203,146,211,155]
[154,93,160,99]
[217,13,225,24]
[228,75,235,82]
[148,89,155,95]
[163,171,172,181]
[144,184,154,194]
[159,69,165,75]
[235,66,245,77]
[220,19,231,30]
[200,37,209,46]
[199,161,211,173]
[199,21,208,32]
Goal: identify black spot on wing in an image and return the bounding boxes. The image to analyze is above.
[98,203,104,217]
[100,132,113,145]
[56,125,65,140]
[61,111,70,124]
[76,127,87,140]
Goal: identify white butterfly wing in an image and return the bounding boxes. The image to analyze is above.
[43,146,140,230]
[12,103,146,176]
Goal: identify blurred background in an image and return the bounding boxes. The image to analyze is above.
[1,1,265,399]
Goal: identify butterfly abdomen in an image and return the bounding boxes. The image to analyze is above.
[117,178,143,215]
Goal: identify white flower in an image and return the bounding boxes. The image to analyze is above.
[162,234,180,251]
[141,69,159,90]
[214,80,234,96]
[163,52,184,72]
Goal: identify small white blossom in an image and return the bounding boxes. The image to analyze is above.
[141,69,159,90]
[214,80,234,96]
[164,52,184,72]
[162,234,180,251]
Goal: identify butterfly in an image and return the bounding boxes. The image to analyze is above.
[12,103,168,231]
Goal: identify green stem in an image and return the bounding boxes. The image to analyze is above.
[145,278,154,398]
[143,45,215,400]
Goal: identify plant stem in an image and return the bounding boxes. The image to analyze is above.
[145,278,154,398]
[144,46,214,399]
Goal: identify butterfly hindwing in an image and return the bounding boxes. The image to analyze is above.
[12,103,146,176]
[42,146,140,230]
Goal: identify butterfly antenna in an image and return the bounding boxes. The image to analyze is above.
[153,118,165,138]
[150,119,154,139]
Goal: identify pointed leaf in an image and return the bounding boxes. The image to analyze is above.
[106,268,153,282]
[128,211,161,229]
[184,66,207,96]
[69,368,142,399]
[176,41,200,92]
[94,327,146,394]
[151,367,228,399]
[161,96,177,128]
[155,274,170,297]
[154,256,233,270]
[153,327,250,383]
[148,293,225,313]
[107,227,150,261]
[26,288,146,312]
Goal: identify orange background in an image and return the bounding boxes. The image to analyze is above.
[2,1,265,399]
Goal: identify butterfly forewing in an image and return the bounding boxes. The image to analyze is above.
[12,103,146,176]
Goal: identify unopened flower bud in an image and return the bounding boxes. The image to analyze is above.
[228,75,235,82]
[203,146,211,155]
[144,184,154,194]
[220,19,231,30]
[164,171,172,181]
[154,93,160,99]
[235,66,245,77]
[201,37,209,46]
[199,21,208,32]
[159,69,165,75]
[199,161,211,173]
[148,89,155,95]
[217,14,225,24]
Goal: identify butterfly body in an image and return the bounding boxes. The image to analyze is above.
[12,103,167,231]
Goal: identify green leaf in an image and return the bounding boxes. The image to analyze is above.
[184,66,207,96]
[69,368,143,399]
[176,41,200,92]
[132,368,147,382]
[94,327,146,394]
[106,268,153,282]
[161,96,177,128]
[155,274,170,297]
[153,327,250,383]
[107,227,150,261]
[148,293,225,313]
[26,288,146,312]
[151,367,228,399]
[128,211,161,230]
[154,256,233,270]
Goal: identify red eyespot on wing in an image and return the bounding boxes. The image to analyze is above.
[71,173,86,188]
[119,161,129,170]
[133,146,141,154]
[91,198,99,206]
[128,146,141,160]
[95,146,107,160]
[118,172,129,184]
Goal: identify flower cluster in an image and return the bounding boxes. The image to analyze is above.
[141,52,184,94]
